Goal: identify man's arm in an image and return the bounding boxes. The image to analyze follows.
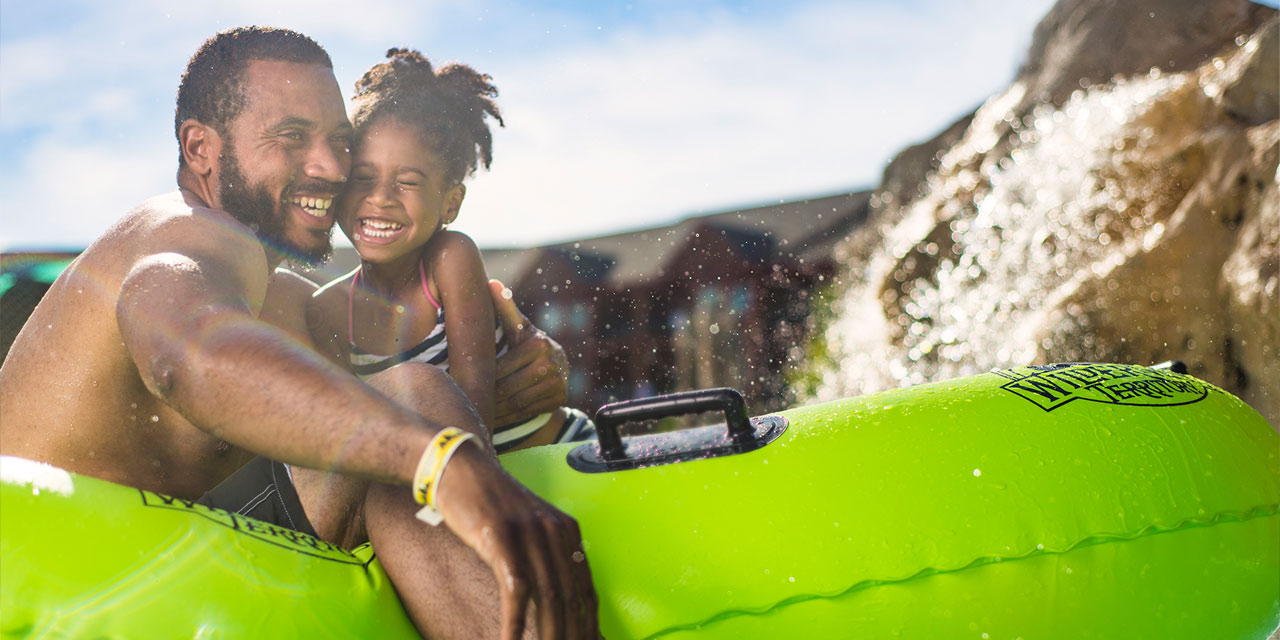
[118,249,595,639]
[490,280,572,426]
[118,250,431,479]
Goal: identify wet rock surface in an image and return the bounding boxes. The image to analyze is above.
[814,0,1279,425]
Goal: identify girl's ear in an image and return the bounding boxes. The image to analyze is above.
[442,183,466,225]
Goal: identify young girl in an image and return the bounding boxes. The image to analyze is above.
[309,48,591,453]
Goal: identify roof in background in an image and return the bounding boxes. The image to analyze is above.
[300,189,870,287]
[484,190,871,287]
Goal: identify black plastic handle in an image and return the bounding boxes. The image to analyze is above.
[593,388,752,462]
[1152,360,1188,374]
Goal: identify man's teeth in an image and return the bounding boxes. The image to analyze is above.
[360,219,404,239]
[288,196,333,217]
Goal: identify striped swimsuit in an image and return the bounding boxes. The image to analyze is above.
[347,262,592,452]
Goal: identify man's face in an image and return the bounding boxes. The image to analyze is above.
[215,60,353,264]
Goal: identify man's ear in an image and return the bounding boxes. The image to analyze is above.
[443,183,466,225]
[177,118,223,177]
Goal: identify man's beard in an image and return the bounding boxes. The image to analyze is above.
[218,152,333,266]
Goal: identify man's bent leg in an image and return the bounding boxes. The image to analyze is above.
[366,481,528,639]
[292,362,488,545]
[292,363,519,638]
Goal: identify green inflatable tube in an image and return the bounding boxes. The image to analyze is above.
[3,364,1277,638]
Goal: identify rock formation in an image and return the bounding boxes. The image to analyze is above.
[813,0,1279,425]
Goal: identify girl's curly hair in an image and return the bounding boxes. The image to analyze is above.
[351,48,504,184]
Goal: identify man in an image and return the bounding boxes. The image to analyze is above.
[0,27,595,640]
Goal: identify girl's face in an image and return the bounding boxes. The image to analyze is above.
[337,118,464,264]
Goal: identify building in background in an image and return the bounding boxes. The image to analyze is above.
[2,191,868,414]
[477,190,870,414]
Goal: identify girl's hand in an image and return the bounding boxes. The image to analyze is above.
[490,280,571,425]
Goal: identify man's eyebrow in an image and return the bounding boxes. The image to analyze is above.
[269,117,317,131]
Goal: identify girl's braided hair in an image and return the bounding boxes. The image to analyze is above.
[351,48,504,184]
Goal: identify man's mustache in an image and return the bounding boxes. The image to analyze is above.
[288,179,343,198]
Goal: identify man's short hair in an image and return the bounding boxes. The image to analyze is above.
[175,27,332,167]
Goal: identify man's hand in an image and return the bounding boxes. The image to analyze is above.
[490,280,571,425]
[438,442,599,639]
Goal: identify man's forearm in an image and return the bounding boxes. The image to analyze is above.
[155,318,439,485]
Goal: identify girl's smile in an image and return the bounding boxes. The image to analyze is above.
[354,216,408,244]
[338,118,463,262]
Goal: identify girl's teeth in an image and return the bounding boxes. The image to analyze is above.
[360,219,403,238]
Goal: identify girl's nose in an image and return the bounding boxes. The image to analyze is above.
[366,178,396,208]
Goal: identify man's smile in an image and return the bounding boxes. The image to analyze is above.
[287,195,333,218]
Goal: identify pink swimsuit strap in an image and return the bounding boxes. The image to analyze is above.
[347,259,442,345]
[419,259,442,311]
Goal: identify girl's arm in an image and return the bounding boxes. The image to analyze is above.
[429,230,499,431]
[489,279,572,426]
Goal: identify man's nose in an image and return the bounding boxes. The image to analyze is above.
[302,139,348,184]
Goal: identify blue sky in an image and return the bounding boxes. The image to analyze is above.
[1,0,1059,251]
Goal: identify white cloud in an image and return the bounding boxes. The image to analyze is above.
[0,136,173,249]
[1,0,1056,251]
[452,0,1055,247]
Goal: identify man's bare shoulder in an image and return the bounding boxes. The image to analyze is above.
[83,191,266,278]
[268,268,320,301]
[261,268,320,341]
[306,270,357,363]
[315,269,353,301]
[0,190,267,490]
[140,191,264,260]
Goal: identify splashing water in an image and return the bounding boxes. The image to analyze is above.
[813,28,1278,420]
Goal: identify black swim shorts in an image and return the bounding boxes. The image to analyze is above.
[197,456,317,537]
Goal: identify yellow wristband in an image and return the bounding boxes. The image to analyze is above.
[412,428,466,505]
[412,428,475,526]
[425,433,471,505]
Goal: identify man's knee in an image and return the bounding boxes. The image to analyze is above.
[365,361,455,397]
[365,363,486,439]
